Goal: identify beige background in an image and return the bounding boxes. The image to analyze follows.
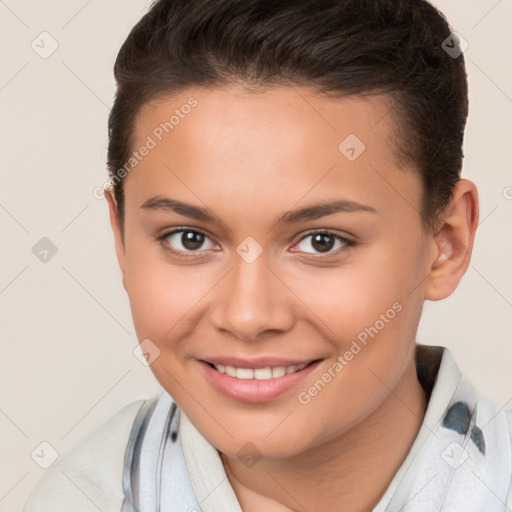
[0,0,511,510]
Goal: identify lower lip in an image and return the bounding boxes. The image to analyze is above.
[199,360,321,403]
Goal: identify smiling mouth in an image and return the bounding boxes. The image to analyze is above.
[204,360,320,380]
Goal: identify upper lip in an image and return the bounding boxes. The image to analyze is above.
[200,357,320,369]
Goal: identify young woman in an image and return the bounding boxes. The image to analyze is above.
[25,0,512,510]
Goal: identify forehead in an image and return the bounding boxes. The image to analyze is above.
[125,85,421,227]
[134,85,398,160]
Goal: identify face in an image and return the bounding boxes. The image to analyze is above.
[107,85,441,460]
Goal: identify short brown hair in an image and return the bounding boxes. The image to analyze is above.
[107,0,468,232]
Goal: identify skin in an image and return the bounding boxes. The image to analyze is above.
[105,84,478,512]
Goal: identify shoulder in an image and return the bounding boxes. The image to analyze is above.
[24,399,147,512]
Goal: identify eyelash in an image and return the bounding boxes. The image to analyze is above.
[157,228,354,260]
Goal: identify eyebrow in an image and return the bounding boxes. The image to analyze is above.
[140,196,377,229]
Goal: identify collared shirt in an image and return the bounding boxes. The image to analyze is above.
[24,345,512,511]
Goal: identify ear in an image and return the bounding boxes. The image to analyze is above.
[424,179,479,301]
[105,186,128,291]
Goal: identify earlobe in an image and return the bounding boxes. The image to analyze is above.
[424,179,479,301]
[105,187,128,290]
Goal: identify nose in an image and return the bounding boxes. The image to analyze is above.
[209,253,296,342]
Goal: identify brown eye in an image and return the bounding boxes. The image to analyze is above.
[310,233,336,252]
[293,231,352,256]
[181,230,205,250]
[161,229,218,255]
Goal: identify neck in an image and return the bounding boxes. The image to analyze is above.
[221,356,428,512]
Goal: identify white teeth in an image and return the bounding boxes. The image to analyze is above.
[225,365,237,377]
[272,366,286,378]
[253,367,273,380]
[236,368,254,379]
[212,362,309,379]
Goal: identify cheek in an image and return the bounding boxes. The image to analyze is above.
[284,249,421,347]
[283,243,424,407]
[123,239,212,340]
